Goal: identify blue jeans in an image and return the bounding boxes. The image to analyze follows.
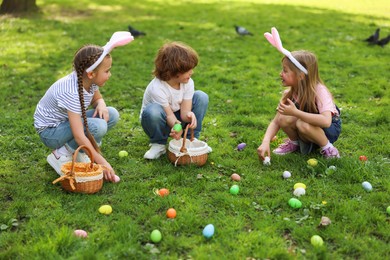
[39,107,119,151]
[141,90,209,145]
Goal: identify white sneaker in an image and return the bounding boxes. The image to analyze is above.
[47,153,72,176]
[76,152,91,163]
[144,144,166,159]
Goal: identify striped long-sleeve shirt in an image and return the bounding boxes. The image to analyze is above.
[34,71,99,133]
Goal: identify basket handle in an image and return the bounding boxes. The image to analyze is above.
[72,145,94,170]
[180,125,195,153]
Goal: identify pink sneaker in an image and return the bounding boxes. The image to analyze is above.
[273,139,299,155]
[321,146,340,158]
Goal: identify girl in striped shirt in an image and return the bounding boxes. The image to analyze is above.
[34,41,126,182]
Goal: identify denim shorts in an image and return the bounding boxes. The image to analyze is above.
[299,111,342,154]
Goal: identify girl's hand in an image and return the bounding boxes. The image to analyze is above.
[170,128,183,140]
[277,98,297,116]
[93,100,109,122]
[102,163,116,182]
[186,112,197,129]
[257,143,270,161]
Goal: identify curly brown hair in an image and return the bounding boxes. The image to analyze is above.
[153,41,198,81]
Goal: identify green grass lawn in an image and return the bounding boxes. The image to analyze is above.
[1,0,389,259]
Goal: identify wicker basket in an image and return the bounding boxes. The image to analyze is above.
[52,145,103,194]
[167,125,210,166]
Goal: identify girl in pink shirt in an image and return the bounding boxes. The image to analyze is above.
[257,50,341,159]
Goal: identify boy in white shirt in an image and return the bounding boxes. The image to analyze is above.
[140,42,209,159]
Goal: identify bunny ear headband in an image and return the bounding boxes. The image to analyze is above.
[86,31,134,73]
[264,27,308,75]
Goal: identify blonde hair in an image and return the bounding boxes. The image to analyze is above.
[282,50,324,113]
[153,41,198,81]
[73,44,110,153]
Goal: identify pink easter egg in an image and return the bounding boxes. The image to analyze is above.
[74,229,88,238]
[231,173,241,181]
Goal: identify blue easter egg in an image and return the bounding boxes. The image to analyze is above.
[202,224,215,238]
[362,181,372,192]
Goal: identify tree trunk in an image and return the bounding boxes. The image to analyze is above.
[0,0,38,14]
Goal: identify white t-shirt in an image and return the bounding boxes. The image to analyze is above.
[140,77,195,118]
[34,71,99,133]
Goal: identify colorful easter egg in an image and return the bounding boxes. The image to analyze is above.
[98,205,112,215]
[237,143,246,151]
[150,229,162,243]
[359,155,367,161]
[230,185,239,195]
[362,181,372,192]
[74,229,88,238]
[282,171,291,178]
[113,175,120,183]
[263,156,271,166]
[231,173,241,181]
[288,198,302,209]
[202,224,215,238]
[166,208,177,219]
[158,188,170,197]
[293,187,306,197]
[118,150,128,157]
[307,158,318,167]
[293,183,306,190]
[311,235,324,247]
[173,124,182,131]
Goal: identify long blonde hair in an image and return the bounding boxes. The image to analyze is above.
[282,50,323,113]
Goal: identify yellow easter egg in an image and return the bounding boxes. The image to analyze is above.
[294,183,307,190]
[99,205,112,215]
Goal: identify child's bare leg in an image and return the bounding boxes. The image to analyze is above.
[296,119,328,146]
[277,114,299,140]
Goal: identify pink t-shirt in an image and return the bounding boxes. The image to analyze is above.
[289,84,339,116]
[315,84,339,116]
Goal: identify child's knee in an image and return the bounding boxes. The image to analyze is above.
[296,120,311,134]
[142,103,165,123]
[277,115,295,128]
[194,90,209,107]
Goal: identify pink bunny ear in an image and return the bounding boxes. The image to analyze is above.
[86,31,134,72]
[263,27,308,75]
[271,27,285,52]
[264,32,276,47]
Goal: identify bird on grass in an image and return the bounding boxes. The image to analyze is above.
[234,25,253,36]
[128,25,146,37]
[377,35,390,47]
[364,28,380,44]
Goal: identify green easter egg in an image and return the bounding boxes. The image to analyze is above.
[387,206,390,215]
[150,229,162,243]
[173,124,182,131]
[118,150,128,157]
[311,235,324,247]
[288,198,302,209]
[230,185,239,195]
